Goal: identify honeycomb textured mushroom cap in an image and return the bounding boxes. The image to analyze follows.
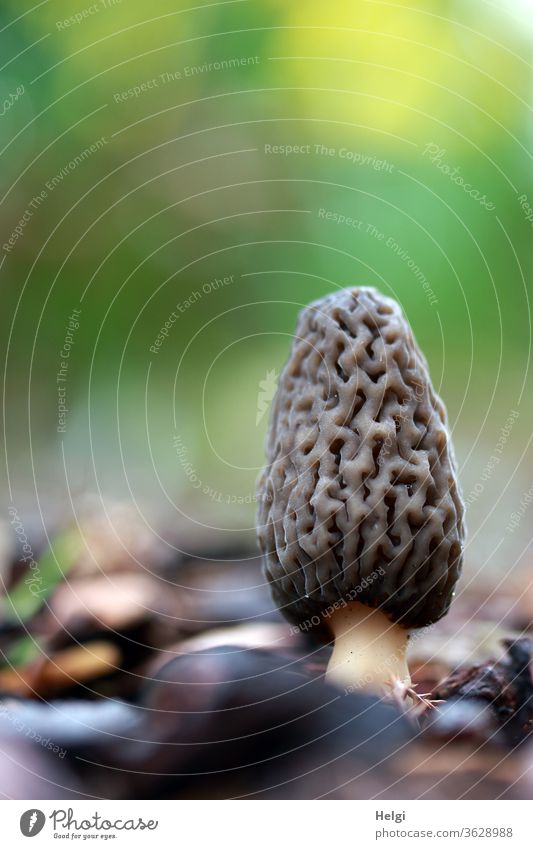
[257,287,465,633]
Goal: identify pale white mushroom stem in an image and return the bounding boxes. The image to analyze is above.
[325,601,411,692]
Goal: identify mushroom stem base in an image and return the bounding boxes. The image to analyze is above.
[325,602,410,693]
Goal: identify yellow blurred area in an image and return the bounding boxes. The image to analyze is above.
[276,0,529,148]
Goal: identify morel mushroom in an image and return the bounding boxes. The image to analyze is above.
[257,287,465,692]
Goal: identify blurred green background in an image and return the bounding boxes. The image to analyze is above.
[1,0,532,575]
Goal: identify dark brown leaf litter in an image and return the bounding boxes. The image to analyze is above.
[0,648,413,799]
[2,502,533,800]
[428,637,533,747]
[2,642,533,799]
[0,549,280,702]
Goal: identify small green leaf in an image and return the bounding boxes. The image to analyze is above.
[0,530,82,667]
[4,635,40,668]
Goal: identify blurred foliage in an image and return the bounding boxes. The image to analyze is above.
[0,0,532,549]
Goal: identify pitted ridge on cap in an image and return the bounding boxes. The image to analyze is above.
[257,287,465,633]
